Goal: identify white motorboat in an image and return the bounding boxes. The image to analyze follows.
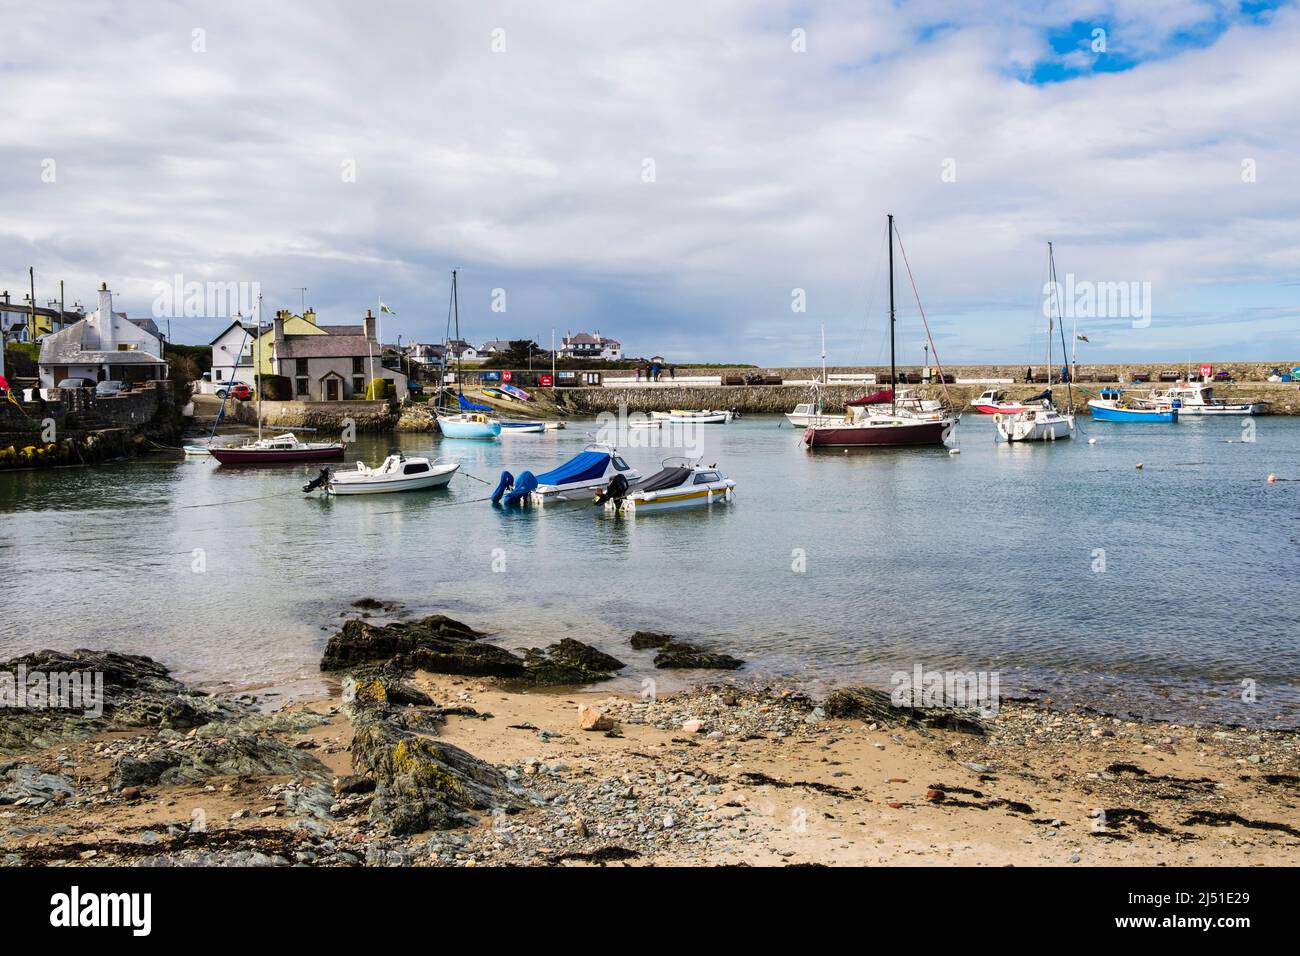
[784,402,840,428]
[971,388,1031,415]
[492,442,641,506]
[305,453,460,495]
[599,457,736,514]
[1140,382,1266,416]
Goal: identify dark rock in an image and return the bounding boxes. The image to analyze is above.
[321,616,525,678]
[110,736,328,789]
[652,641,744,671]
[0,764,75,806]
[349,706,521,836]
[821,686,989,735]
[335,774,376,796]
[0,649,236,754]
[521,639,625,686]
[630,631,674,650]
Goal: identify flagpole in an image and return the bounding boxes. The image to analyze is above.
[368,296,377,398]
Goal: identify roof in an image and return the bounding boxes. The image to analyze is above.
[480,339,512,351]
[208,320,259,345]
[276,335,375,359]
[40,350,166,367]
[317,324,363,335]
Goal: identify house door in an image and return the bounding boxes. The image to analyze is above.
[325,379,340,401]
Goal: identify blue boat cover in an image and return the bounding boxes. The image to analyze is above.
[491,470,515,504]
[503,471,538,507]
[534,451,610,486]
[458,392,492,412]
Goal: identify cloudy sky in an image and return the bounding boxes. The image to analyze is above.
[1,0,1296,366]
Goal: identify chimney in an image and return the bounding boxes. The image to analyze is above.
[273,314,285,343]
[97,282,116,350]
[364,309,376,342]
[303,308,316,325]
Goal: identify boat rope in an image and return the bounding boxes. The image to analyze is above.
[180,489,301,509]
[891,227,955,408]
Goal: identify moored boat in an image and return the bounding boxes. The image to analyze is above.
[1088,389,1177,423]
[210,432,345,464]
[499,421,546,434]
[304,453,460,495]
[652,409,734,424]
[599,457,736,514]
[437,412,502,439]
[785,402,840,428]
[802,214,957,449]
[972,388,1030,415]
[492,442,640,506]
[1140,381,1266,416]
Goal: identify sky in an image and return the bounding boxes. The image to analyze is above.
[0,0,1296,367]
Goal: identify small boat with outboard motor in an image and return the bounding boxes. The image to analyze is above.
[492,442,640,507]
[499,421,546,434]
[209,432,346,464]
[597,457,736,515]
[302,452,460,495]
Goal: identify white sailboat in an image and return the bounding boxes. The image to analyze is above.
[996,242,1075,443]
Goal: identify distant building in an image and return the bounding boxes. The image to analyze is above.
[0,291,85,343]
[271,309,407,402]
[447,339,479,361]
[478,339,513,355]
[38,284,167,387]
[207,320,260,388]
[559,330,622,361]
[405,342,448,366]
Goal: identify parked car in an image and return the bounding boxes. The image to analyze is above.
[95,380,126,397]
[55,378,95,390]
[216,383,253,400]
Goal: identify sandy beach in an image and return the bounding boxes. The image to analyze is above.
[3,641,1297,867]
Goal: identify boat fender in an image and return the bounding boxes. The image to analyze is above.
[503,471,538,507]
[992,413,1003,424]
[491,470,514,504]
[302,467,332,494]
[593,472,631,505]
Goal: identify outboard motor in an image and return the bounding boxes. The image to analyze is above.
[491,470,515,505]
[302,467,332,494]
[503,471,538,507]
[594,472,630,505]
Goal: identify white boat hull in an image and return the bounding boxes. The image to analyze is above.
[606,482,735,514]
[327,460,460,495]
[1174,403,1264,416]
[995,412,1075,442]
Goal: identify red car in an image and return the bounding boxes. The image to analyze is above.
[217,383,253,401]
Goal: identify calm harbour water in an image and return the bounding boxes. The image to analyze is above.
[1,412,1297,726]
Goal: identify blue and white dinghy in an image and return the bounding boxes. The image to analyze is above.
[491,442,640,507]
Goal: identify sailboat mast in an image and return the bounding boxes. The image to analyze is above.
[452,269,461,396]
[256,294,264,440]
[888,213,896,415]
[1046,243,1053,391]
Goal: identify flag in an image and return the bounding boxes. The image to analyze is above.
[379,301,397,316]
[1076,334,1090,342]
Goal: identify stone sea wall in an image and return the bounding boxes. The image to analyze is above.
[232,399,397,432]
[561,380,1300,416]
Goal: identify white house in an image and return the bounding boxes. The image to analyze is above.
[207,320,259,388]
[38,284,167,387]
[559,330,622,361]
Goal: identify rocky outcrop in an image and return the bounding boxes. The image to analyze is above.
[521,639,625,686]
[321,615,525,679]
[396,403,438,432]
[0,764,76,807]
[323,615,626,685]
[627,632,744,670]
[821,686,989,735]
[109,735,329,790]
[0,649,236,754]
[346,675,522,835]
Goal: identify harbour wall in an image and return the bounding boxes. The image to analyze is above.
[559,381,1300,416]
[0,381,176,469]
[232,399,397,432]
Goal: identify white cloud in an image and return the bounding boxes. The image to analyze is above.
[0,0,1295,363]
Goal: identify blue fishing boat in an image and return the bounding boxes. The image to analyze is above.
[1087,389,1177,423]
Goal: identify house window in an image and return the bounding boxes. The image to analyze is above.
[295,377,309,396]
[352,376,365,395]
[352,357,364,374]
[296,358,309,375]
[215,369,223,381]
